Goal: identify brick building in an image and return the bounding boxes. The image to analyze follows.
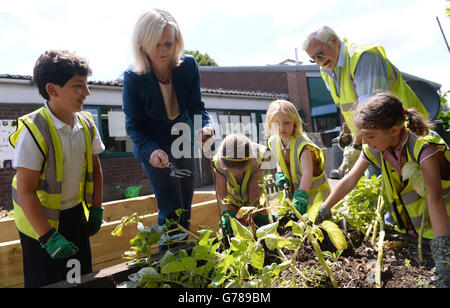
[0,65,441,210]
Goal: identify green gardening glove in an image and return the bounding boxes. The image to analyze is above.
[275,172,290,190]
[430,235,450,288]
[40,229,79,259]
[220,210,236,234]
[87,206,104,236]
[292,189,308,215]
[253,213,278,226]
[314,203,332,225]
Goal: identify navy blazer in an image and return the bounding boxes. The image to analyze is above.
[122,54,211,163]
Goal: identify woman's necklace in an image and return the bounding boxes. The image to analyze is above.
[155,70,171,85]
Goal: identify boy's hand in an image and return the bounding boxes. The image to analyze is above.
[275,172,290,190]
[87,206,104,236]
[292,189,308,215]
[40,230,79,259]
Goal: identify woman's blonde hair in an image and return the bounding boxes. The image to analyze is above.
[132,8,184,74]
[216,134,258,171]
[265,99,304,138]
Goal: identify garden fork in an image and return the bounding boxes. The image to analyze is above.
[166,162,192,178]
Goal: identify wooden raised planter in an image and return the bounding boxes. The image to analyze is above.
[0,191,218,288]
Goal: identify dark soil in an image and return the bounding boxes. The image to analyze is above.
[53,224,441,289]
[269,222,439,288]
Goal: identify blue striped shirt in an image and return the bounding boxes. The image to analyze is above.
[322,41,390,104]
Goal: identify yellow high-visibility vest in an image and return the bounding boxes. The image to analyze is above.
[321,40,429,134]
[9,107,96,240]
[212,143,267,207]
[363,131,450,239]
[268,134,331,208]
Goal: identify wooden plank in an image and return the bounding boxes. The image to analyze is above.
[0,240,23,288]
[0,198,219,288]
[0,191,217,243]
[190,200,220,232]
[102,195,158,223]
[0,218,17,243]
[92,199,219,270]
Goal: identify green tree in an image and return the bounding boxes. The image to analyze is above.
[185,50,218,66]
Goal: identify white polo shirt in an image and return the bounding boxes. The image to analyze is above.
[13,103,105,210]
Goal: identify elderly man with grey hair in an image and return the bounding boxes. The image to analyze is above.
[301,25,429,175]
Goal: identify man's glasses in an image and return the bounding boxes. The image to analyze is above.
[309,51,324,63]
[309,38,330,63]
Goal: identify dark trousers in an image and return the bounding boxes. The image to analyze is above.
[141,156,195,250]
[19,203,93,288]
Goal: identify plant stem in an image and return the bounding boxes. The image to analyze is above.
[375,229,385,288]
[364,220,374,242]
[374,194,385,288]
[371,192,383,243]
[289,202,338,288]
[309,233,338,288]
[418,204,429,262]
[175,225,201,241]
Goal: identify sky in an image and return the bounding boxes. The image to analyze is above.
[0,0,449,93]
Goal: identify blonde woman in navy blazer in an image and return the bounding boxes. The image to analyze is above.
[122,9,213,250]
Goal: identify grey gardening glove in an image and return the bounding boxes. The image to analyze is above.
[430,235,450,288]
[314,203,332,225]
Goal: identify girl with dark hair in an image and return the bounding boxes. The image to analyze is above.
[317,92,449,287]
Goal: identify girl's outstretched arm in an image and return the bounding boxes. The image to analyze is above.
[324,155,370,209]
[420,154,449,237]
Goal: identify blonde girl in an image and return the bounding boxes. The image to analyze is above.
[320,92,449,286]
[266,99,331,215]
[212,133,270,233]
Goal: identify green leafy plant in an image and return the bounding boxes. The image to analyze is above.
[436,90,449,129]
[277,188,347,288]
[112,210,296,288]
[333,175,383,238]
[323,249,344,264]
[113,172,349,288]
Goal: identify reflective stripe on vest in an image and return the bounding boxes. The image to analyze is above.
[10,107,96,240]
[321,40,429,135]
[213,143,266,207]
[268,134,331,205]
[363,131,450,239]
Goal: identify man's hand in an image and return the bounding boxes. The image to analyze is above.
[149,149,169,168]
[338,146,361,175]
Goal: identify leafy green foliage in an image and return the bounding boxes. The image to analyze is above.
[437,90,449,129]
[113,173,352,288]
[184,50,218,66]
[334,176,383,235]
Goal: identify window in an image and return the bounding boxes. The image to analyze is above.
[207,110,266,144]
[83,106,133,156]
[307,77,341,132]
